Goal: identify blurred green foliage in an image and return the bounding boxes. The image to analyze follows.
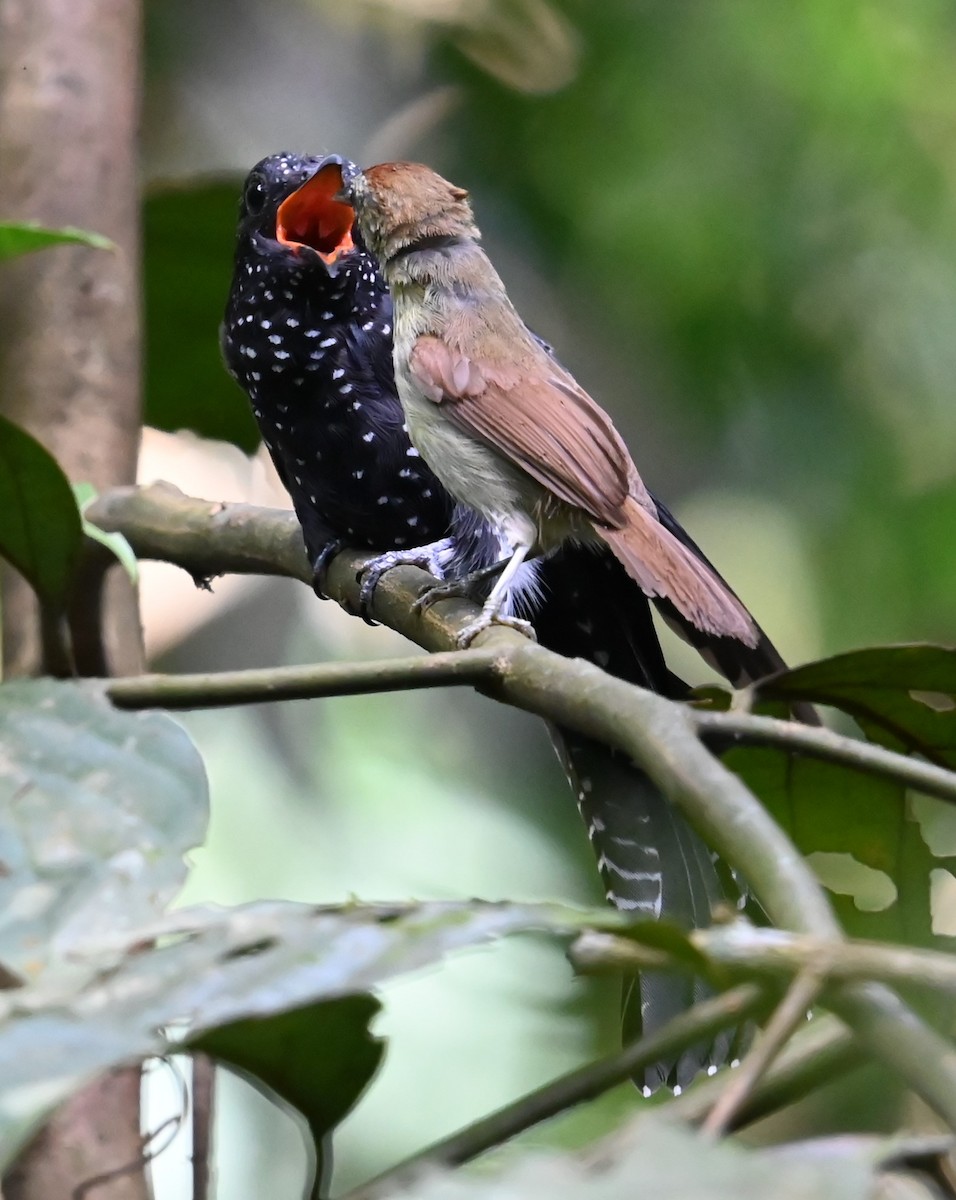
[438,0,956,648]
[144,181,260,450]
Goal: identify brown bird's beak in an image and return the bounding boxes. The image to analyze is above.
[276,159,355,265]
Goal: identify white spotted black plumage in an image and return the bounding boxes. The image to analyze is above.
[222,153,464,567]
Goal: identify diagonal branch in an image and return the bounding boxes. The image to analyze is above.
[700,967,824,1137]
[669,1012,862,1130]
[85,482,956,1131]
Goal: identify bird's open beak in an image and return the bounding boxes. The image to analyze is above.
[276,159,355,265]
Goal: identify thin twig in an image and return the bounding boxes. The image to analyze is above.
[694,708,956,806]
[701,967,824,1138]
[191,1055,215,1200]
[669,1013,862,1129]
[107,650,499,710]
[338,984,766,1200]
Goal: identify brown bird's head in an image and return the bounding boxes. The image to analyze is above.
[343,161,480,266]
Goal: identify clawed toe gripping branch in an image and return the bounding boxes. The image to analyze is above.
[91,482,956,1145]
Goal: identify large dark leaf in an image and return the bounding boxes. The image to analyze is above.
[0,417,84,610]
[193,995,383,1196]
[143,178,260,450]
[722,744,949,948]
[755,645,956,768]
[0,221,112,263]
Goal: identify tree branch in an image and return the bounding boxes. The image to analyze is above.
[107,650,499,709]
[85,482,956,1131]
[695,709,956,806]
[576,923,956,1006]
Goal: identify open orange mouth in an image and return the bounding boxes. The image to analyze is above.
[276,161,355,264]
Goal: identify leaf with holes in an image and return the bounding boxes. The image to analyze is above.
[722,743,949,949]
[0,417,84,611]
[0,221,113,263]
[755,645,956,769]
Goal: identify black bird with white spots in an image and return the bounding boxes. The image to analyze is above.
[223,153,461,575]
[222,153,789,1090]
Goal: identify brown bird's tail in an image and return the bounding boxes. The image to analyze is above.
[597,496,760,647]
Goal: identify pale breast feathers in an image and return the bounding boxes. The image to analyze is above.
[408,335,634,529]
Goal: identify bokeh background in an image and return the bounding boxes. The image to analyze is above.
[134,1,956,1194]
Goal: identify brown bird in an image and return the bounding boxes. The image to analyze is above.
[345,161,761,649]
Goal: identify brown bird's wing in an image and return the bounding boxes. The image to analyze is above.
[409,334,758,646]
[409,334,632,528]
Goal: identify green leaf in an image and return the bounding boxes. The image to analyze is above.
[192,995,383,1194]
[73,482,139,584]
[0,221,113,263]
[143,178,260,451]
[755,645,956,769]
[723,744,945,947]
[0,416,84,610]
[0,679,208,981]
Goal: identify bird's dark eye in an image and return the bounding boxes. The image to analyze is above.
[243,172,268,217]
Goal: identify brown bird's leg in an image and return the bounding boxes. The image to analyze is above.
[412,537,538,645]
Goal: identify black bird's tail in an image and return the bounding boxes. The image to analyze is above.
[528,545,745,1091]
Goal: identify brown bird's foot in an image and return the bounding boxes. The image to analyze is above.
[411,560,506,616]
[357,537,454,622]
[455,611,537,648]
[312,538,348,601]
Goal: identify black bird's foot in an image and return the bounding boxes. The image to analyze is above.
[312,538,348,600]
[411,560,506,616]
[358,537,455,622]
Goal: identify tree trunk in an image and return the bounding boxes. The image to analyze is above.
[0,0,149,1195]
[0,0,144,677]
